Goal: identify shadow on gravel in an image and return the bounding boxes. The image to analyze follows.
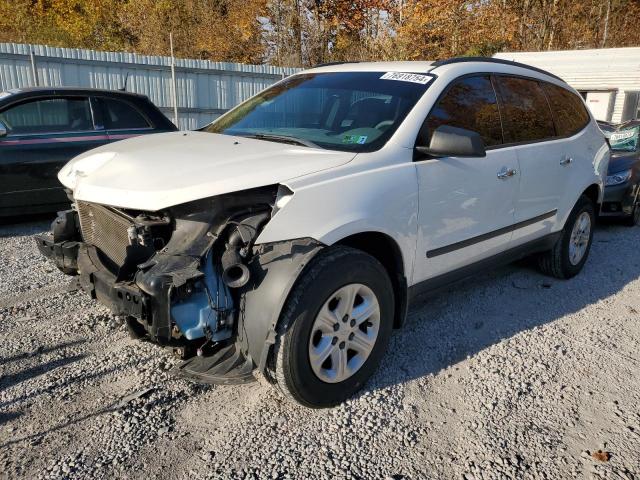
[0,410,23,426]
[0,357,158,449]
[0,339,86,367]
[0,355,151,410]
[363,223,640,393]
[0,354,86,394]
[0,397,122,449]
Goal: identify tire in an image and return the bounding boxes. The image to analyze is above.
[538,195,595,279]
[268,246,394,408]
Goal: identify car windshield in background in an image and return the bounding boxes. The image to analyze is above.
[203,71,434,152]
[609,125,639,152]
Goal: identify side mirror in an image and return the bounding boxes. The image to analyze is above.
[416,125,486,158]
[0,120,7,138]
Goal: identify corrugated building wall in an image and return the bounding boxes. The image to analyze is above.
[494,48,640,123]
[0,43,300,130]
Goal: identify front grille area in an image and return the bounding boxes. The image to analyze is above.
[77,201,132,266]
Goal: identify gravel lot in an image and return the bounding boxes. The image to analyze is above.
[1,218,639,480]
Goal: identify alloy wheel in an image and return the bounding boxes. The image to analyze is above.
[569,211,591,265]
[308,283,380,383]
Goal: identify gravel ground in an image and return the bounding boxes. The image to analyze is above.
[1,218,639,480]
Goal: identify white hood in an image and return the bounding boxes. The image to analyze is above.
[59,131,356,211]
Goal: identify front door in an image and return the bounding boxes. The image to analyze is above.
[0,96,109,213]
[412,75,519,283]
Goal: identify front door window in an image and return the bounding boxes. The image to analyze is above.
[0,97,93,135]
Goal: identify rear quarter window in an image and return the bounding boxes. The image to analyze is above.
[495,76,556,144]
[101,98,150,130]
[542,83,591,137]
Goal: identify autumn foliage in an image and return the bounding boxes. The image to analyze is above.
[0,0,639,66]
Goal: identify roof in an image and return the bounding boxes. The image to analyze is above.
[300,57,561,84]
[303,61,435,74]
[1,86,147,99]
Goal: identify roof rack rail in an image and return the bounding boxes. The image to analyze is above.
[431,56,563,82]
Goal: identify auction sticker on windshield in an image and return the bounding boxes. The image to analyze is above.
[380,72,431,84]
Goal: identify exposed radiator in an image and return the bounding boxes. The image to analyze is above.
[77,201,132,266]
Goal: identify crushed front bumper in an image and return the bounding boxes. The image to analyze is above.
[601,181,638,217]
[36,218,324,382]
[37,236,146,321]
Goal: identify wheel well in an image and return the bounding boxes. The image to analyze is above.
[335,232,408,329]
[583,184,601,208]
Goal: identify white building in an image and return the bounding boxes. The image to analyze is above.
[494,48,640,124]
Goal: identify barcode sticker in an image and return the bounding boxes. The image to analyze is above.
[380,72,431,84]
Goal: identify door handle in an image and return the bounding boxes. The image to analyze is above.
[560,157,573,166]
[497,168,517,180]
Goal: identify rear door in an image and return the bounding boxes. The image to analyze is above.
[494,75,566,244]
[95,96,157,142]
[0,96,109,213]
[413,75,520,282]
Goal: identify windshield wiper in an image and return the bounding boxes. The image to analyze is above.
[242,133,322,149]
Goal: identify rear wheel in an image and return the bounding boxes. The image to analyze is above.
[269,246,394,408]
[538,195,595,279]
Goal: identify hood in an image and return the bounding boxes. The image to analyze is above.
[608,150,639,174]
[59,131,356,211]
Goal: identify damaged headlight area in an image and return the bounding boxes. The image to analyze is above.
[35,185,322,384]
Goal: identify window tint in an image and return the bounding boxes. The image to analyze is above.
[495,76,556,143]
[542,83,590,136]
[101,98,150,129]
[0,97,93,134]
[424,75,503,147]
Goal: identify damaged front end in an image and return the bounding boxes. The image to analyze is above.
[36,186,323,384]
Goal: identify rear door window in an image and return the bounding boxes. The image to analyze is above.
[542,83,591,137]
[100,98,150,130]
[495,76,556,143]
[424,75,503,147]
[0,97,93,135]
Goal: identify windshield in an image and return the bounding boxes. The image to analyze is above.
[609,125,639,152]
[203,71,434,152]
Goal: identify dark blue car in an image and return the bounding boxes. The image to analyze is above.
[601,120,640,226]
[0,88,176,216]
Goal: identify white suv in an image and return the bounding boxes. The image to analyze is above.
[37,58,609,407]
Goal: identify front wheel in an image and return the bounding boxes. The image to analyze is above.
[268,246,394,408]
[538,195,595,279]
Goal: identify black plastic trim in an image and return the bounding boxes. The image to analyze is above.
[426,210,557,258]
[411,232,561,300]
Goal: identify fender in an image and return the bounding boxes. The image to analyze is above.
[238,238,324,372]
[255,151,420,282]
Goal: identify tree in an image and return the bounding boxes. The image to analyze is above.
[0,0,639,66]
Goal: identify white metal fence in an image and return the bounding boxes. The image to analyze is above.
[0,42,300,130]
